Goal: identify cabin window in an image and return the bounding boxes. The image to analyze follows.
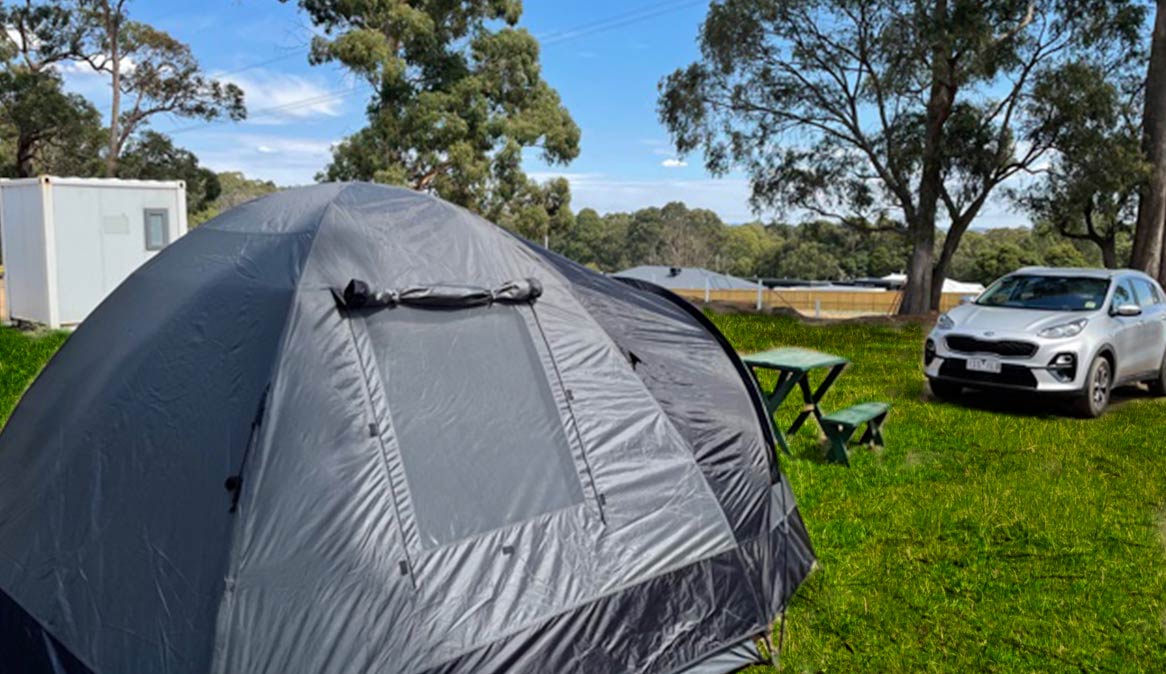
[144,209,170,251]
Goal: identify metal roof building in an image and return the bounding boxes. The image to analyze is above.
[615,265,757,290]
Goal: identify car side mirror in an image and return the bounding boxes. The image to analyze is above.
[1113,303,1142,317]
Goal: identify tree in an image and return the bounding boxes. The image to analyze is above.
[117,131,220,215]
[187,172,280,226]
[0,69,105,177]
[292,0,580,219]
[660,0,1145,314]
[767,239,846,280]
[0,1,104,177]
[719,222,780,277]
[490,176,573,247]
[75,0,245,176]
[0,0,87,72]
[553,208,632,271]
[210,171,279,210]
[1018,61,1147,268]
[1132,0,1166,277]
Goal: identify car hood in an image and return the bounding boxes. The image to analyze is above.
[945,304,1096,333]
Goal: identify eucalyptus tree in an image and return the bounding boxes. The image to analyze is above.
[0,1,103,177]
[74,0,245,176]
[660,0,1144,313]
[289,0,580,222]
[1018,61,1146,269]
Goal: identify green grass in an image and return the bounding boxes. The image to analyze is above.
[710,312,1166,673]
[2,315,1165,672]
[0,327,67,423]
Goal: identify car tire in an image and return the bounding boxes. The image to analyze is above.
[1073,355,1112,418]
[929,378,962,400]
[1148,350,1166,397]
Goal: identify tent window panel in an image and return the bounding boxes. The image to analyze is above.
[366,305,584,550]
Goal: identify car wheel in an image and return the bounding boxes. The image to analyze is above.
[929,378,962,400]
[1149,350,1166,397]
[1073,355,1111,418]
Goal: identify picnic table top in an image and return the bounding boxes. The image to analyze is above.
[741,346,849,372]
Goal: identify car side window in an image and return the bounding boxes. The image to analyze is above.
[1134,279,1163,307]
[1113,280,1133,308]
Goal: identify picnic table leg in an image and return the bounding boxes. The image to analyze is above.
[787,363,846,436]
[766,371,799,455]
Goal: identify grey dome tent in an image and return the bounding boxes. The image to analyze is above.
[0,183,814,674]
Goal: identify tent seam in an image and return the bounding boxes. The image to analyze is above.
[207,186,351,674]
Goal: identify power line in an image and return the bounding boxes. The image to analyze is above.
[157,0,707,137]
[536,0,689,42]
[541,0,705,46]
[166,86,358,135]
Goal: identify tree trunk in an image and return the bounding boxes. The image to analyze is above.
[902,222,935,314]
[104,11,121,178]
[15,134,35,178]
[1133,0,1166,277]
[1101,238,1118,269]
[901,0,951,315]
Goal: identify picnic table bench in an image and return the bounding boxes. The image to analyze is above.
[821,401,889,466]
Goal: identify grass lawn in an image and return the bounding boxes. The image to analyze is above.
[2,313,1165,672]
[0,326,67,423]
[711,312,1166,673]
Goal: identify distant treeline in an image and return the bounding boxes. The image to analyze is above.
[548,202,1114,286]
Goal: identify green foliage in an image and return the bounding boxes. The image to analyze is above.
[189,172,280,227]
[0,1,103,177]
[1016,60,1147,268]
[0,69,104,177]
[117,131,220,214]
[949,227,1093,285]
[712,312,1166,672]
[0,0,87,72]
[293,0,579,222]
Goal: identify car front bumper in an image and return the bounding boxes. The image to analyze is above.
[924,331,1089,394]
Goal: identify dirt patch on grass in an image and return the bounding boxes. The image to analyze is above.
[1157,507,1166,553]
[699,299,939,326]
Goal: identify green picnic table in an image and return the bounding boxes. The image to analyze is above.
[742,347,850,456]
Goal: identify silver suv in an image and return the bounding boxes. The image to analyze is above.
[924,267,1166,417]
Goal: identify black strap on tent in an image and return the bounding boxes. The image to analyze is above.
[333,278,543,310]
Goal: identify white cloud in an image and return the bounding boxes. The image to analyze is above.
[661,158,687,168]
[256,145,277,154]
[216,69,348,123]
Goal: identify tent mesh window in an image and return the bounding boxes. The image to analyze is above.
[365,304,585,550]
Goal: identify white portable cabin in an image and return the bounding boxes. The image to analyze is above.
[0,176,187,328]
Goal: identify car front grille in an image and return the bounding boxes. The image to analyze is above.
[945,335,1037,358]
[939,358,1038,388]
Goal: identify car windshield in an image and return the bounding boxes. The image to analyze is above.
[976,275,1109,311]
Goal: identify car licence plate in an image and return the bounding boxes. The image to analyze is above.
[967,357,1002,374]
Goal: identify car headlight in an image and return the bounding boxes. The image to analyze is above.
[1038,318,1088,339]
[936,313,955,330]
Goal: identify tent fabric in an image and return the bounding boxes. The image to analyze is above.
[0,183,814,674]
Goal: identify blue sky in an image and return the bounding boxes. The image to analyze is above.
[59,0,1023,227]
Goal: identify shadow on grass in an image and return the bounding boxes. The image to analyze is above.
[924,382,1154,419]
